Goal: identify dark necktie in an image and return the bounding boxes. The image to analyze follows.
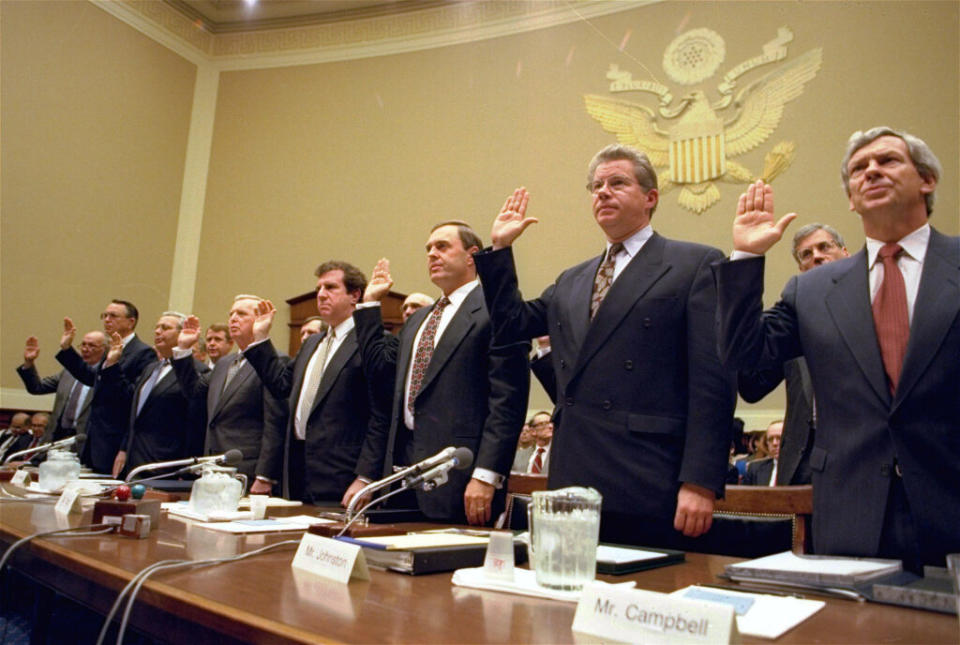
[61,381,84,430]
[591,243,623,319]
[872,243,909,394]
[407,296,450,416]
[136,360,167,416]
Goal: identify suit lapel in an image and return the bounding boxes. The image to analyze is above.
[310,329,357,416]
[561,255,602,354]
[894,229,960,408]
[824,249,890,405]
[290,334,323,409]
[573,234,671,378]
[207,359,229,415]
[417,287,479,396]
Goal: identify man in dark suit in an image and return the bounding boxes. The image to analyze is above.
[742,421,782,486]
[345,223,530,526]
[99,312,209,478]
[171,296,287,493]
[473,144,736,548]
[245,262,384,504]
[715,127,959,569]
[738,224,849,485]
[0,413,32,462]
[56,300,155,473]
[17,331,107,444]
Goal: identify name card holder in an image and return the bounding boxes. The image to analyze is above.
[55,485,83,516]
[572,585,740,644]
[10,469,30,487]
[291,533,370,584]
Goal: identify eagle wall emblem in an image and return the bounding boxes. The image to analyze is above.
[585,27,822,214]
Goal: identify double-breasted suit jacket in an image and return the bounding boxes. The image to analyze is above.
[715,227,960,564]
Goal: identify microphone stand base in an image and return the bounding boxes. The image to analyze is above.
[93,498,161,531]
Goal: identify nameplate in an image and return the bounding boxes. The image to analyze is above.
[572,584,739,644]
[54,485,83,516]
[10,469,29,487]
[291,533,369,584]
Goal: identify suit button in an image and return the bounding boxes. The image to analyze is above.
[559,359,566,368]
[642,317,652,328]
[623,360,633,370]
[566,398,574,407]
[602,400,612,410]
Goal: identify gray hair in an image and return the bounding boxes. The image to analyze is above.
[791,223,845,263]
[840,127,941,215]
[233,294,263,303]
[587,144,659,215]
[91,331,110,347]
[160,311,187,329]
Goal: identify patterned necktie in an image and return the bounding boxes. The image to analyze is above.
[294,331,335,439]
[872,243,909,394]
[531,447,545,474]
[407,296,450,416]
[591,243,623,319]
[136,360,167,417]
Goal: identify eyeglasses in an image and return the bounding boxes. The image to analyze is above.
[100,312,128,320]
[797,240,840,263]
[587,174,636,194]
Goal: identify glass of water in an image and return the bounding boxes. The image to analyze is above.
[527,486,602,590]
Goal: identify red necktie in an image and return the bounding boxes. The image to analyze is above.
[872,243,909,394]
[531,447,545,474]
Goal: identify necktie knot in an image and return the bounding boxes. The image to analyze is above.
[607,243,624,262]
[878,243,903,262]
[436,296,451,310]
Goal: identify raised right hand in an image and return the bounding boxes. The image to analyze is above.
[178,315,202,349]
[732,180,797,255]
[252,300,276,342]
[104,332,124,368]
[60,317,77,350]
[491,187,537,250]
[364,258,394,303]
[24,336,40,364]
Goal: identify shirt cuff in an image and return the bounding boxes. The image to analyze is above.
[730,250,762,261]
[472,467,505,489]
[171,347,193,359]
[535,346,551,359]
[255,475,277,485]
[355,301,381,310]
[246,338,269,349]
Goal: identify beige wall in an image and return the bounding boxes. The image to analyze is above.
[3,0,958,421]
[1,0,196,395]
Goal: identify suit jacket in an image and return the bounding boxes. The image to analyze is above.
[56,335,155,473]
[742,457,776,486]
[530,353,558,404]
[715,228,960,564]
[352,287,530,522]
[244,329,382,503]
[99,358,209,477]
[474,236,736,531]
[171,354,287,485]
[17,365,94,443]
[738,358,814,485]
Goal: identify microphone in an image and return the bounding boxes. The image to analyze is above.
[124,449,243,482]
[404,447,474,491]
[3,434,86,465]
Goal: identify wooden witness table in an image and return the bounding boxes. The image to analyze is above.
[0,491,956,644]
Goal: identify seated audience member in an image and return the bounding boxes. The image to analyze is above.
[204,323,234,365]
[526,411,553,475]
[400,293,434,323]
[0,412,32,460]
[299,316,326,342]
[100,312,209,478]
[170,296,288,493]
[192,337,209,366]
[511,421,535,473]
[246,262,386,504]
[715,126,959,569]
[743,421,783,486]
[17,331,107,443]
[738,223,849,486]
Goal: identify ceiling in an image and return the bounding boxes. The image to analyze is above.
[165,0,450,33]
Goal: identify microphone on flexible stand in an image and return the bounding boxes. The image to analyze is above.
[123,449,243,482]
[2,434,86,465]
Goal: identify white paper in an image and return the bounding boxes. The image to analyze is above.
[672,585,824,639]
[597,545,667,564]
[727,551,897,576]
[195,518,318,534]
[452,566,635,603]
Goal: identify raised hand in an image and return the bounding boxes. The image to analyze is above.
[178,315,202,349]
[363,258,394,303]
[491,187,538,250]
[60,317,77,350]
[252,300,276,342]
[24,336,40,365]
[104,332,124,368]
[732,180,797,255]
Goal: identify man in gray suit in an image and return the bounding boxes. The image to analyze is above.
[474,145,735,548]
[737,224,849,485]
[715,127,959,569]
[171,296,287,493]
[17,331,107,444]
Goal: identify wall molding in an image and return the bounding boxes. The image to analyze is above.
[1,388,55,413]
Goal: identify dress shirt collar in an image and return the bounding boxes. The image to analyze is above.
[606,224,653,260]
[120,332,135,348]
[440,278,479,308]
[329,314,355,340]
[866,223,930,268]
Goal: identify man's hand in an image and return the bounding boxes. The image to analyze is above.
[464,478,495,525]
[341,477,372,509]
[60,317,77,350]
[178,315,202,350]
[249,479,273,495]
[364,258,394,303]
[491,187,538,250]
[673,482,715,538]
[112,451,127,478]
[24,336,40,366]
[732,180,797,255]
[252,300,276,342]
[103,332,124,368]
[535,335,550,353]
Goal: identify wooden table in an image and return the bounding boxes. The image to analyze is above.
[0,490,955,644]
